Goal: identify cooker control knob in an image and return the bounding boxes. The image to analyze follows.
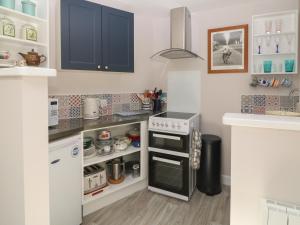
[172,123,175,129]
[156,122,160,127]
[165,122,169,128]
[160,123,164,127]
[152,122,155,126]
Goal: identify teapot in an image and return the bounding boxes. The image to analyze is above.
[19,49,46,66]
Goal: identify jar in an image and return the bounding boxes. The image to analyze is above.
[0,0,15,9]
[22,1,36,16]
[22,24,38,42]
[0,17,15,37]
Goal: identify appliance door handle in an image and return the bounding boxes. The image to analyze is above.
[50,159,61,165]
[152,156,182,165]
[153,133,181,141]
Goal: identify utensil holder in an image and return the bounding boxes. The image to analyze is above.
[152,99,161,112]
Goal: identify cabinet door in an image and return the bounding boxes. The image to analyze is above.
[61,0,101,70]
[102,6,134,72]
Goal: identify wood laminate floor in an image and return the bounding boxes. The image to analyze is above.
[83,186,230,225]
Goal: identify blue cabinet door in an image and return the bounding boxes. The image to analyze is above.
[102,6,134,73]
[61,0,101,70]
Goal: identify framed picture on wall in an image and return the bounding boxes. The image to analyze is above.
[208,24,248,74]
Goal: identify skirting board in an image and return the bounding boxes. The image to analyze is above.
[222,175,231,186]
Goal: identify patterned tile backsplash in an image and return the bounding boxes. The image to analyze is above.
[241,95,299,114]
[49,93,167,120]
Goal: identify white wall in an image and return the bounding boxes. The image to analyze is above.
[188,0,299,176]
[48,0,169,95]
[49,0,299,177]
[230,126,300,225]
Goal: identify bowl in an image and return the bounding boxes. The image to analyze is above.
[83,137,93,149]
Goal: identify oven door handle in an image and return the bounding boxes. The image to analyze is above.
[152,156,182,165]
[153,133,181,141]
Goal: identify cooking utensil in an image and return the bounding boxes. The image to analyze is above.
[19,49,46,66]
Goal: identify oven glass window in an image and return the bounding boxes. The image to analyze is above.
[153,159,183,191]
[149,132,189,153]
[149,152,189,196]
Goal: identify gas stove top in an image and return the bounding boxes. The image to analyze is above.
[149,111,199,134]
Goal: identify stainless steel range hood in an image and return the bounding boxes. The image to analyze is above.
[151,7,204,60]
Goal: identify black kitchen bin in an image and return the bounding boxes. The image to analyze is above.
[197,134,222,196]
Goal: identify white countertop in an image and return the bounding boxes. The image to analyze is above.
[223,113,300,131]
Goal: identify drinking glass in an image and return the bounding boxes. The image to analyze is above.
[286,34,293,52]
[265,20,272,34]
[275,19,282,34]
[256,37,263,54]
[274,37,280,53]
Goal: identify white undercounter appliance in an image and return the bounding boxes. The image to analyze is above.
[49,135,82,225]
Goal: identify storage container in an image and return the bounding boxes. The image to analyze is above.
[22,1,36,16]
[0,0,15,9]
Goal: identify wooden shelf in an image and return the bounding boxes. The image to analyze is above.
[0,35,47,47]
[0,5,47,24]
[83,175,144,205]
[84,146,141,167]
[0,66,56,77]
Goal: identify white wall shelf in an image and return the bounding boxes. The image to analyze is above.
[0,0,51,71]
[0,67,56,77]
[0,5,47,24]
[0,35,47,47]
[83,175,143,205]
[252,10,299,75]
[84,146,141,167]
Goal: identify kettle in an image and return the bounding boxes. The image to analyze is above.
[84,98,100,120]
[19,49,46,66]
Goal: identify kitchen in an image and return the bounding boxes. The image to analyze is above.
[0,0,300,225]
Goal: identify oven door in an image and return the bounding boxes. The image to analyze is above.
[149,151,189,196]
[149,131,189,154]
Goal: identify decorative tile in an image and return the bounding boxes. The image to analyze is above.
[120,94,131,103]
[69,95,81,107]
[112,104,122,113]
[122,103,130,112]
[58,107,70,120]
[112,94,121,104]
[266,95,280,107]
[58,95,70,107]
[241,95,253,106]
[130,102,141,111]
[241,105,253,114]
[130,93,140,103]
[69,107,81,118]
[253,106,265,114]
[279,96,293,108]
[253,95,266,107]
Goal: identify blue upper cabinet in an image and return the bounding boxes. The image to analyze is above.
[102,6,134,73]
[61,0,134,73]
[61,0,102,70]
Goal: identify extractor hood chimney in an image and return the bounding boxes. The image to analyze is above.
[151,7,204,60]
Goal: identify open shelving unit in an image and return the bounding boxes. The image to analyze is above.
[252,10,298,76]
[0,1,50,71]
[82,121,148,214]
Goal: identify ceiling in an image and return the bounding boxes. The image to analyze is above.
[114,0,262,13]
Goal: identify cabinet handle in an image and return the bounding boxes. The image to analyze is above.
[105,66,109,70]
[97,65,101,69]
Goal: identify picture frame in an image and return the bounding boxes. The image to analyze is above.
[208,24,248,74]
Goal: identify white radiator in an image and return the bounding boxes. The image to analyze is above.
[263,199,300,225]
